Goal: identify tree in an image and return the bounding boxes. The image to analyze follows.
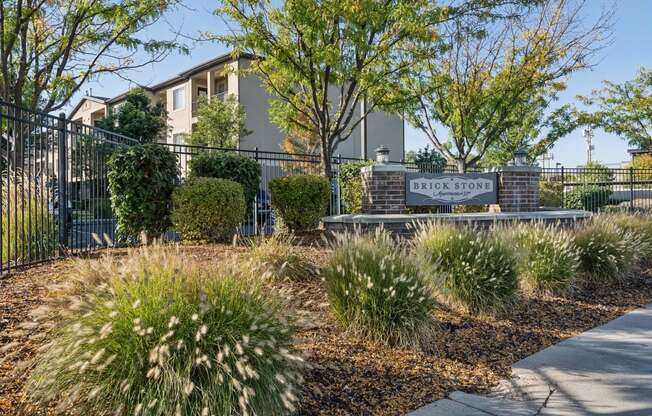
[217,0,527,177]
[575,68,652,151]
[96,88,167,143]
[412,145,447,172]
[404,0,610,172]
[187,95,251,148]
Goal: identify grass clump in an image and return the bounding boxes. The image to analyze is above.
[413,223,518,314]
[509,223,579,294]
[606,213,652,266]
[321,229,438,351]
[247,234,313,281]
[26,246,303,415]
[573,219,631,281]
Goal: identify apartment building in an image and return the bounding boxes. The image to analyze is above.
[69,52,405,160]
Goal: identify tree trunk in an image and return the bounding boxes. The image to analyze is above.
[455,159,467,173]
[320,146,332,178]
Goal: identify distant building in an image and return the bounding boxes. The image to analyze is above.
[628,148,652,160]
[69,52,404,161]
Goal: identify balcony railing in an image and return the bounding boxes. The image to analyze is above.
[192,93,227,116]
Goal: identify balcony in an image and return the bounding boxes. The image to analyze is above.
[191,93,227,117]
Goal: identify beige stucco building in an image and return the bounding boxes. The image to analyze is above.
[69,52,405,161]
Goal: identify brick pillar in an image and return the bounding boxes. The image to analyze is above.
[491,166,541,212]
[361,164,407,214]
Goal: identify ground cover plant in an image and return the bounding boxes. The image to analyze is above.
[107,144,178,242]
[413,223,519,313]
[247,233,313,281]
[509,223,579,294]
[23,245,304,416]
[172,177,246,243]
[269,175,330,232]
[321,229,438,351]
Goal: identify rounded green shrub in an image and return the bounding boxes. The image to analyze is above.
[189,152,261,208]
[172,177,246,242]
[573,220,631,281]
[107,144,179,242]
[26,246,303,416]
[413,223,519,313]
[539,179,563,208]
[337,161,373,214]
[564,185,612,212]
[269,175,330,232]
[321,229,438,351]
[509,223,579,293]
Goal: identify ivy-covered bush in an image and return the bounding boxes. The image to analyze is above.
[337,161,373,214]
[564,185,612,212]
[189,152,261,208]
[26,246,303,415]
[321,229,438,351]
[509,223,579,293]
[107,144,178,242]
[414,223,518,313]
[172,177,246,242]
[269,175,330,232]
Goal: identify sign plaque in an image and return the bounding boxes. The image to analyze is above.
[406,173,498,206]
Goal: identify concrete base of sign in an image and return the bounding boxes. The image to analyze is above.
[322,210,591,237]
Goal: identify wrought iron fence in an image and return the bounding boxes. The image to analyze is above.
[3,100,652,273]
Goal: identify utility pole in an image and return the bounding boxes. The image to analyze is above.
[539,151,554,169]
[583,127,594,164]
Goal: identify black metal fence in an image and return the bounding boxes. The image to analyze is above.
[2,100,652,272]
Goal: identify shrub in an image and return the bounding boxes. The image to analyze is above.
[631,154,652,180]
[107,144,178,242]
[1,172,55,264]
[321,229,438,351]
[573,220,631,281]
[413,223,518,313]
[509,223,579,293]
[189,152,261,208]
[337,161,373,214]
[601,213,652,266]
[539,179,563,207]
[172,177,246,242]
[564,185,612,212]
[247,234,313,281]
[269,175,330,232]
[26,246,303,415]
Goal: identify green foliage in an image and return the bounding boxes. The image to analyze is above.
[607,213,652,266]
[172,178,246,243]
[573,220,631,281]
[189,152,261,208]
[564,185,612,212]
[539,179,563,207]
[321,229,438,351]
[96,89,167,143]
[337,161,373,214]
[107,144,178,242]
[1,173,55,263]
[26,246,303,415]
[413,145,447,172]
[403,1,605,172]
[246,234,313,281]
[631,154,652,180]
[188,96,252,148]
[509,223,579,293]
[413,223,518,313]
[576,67,652,150]
[269,175,330,232]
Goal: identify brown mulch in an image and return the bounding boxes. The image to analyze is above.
[1,245,652,416]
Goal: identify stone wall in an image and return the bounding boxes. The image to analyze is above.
[361,165,406,215]
[492,166,541,213]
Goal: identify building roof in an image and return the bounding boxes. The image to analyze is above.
[628,148,652,156]
[70,51,259,118]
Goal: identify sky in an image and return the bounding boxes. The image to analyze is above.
[72,0,652,168]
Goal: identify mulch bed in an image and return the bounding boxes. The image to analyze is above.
[2,244,652,416]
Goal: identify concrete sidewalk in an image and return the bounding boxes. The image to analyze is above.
[409,303,652,416]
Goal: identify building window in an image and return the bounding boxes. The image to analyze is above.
[172,133,185,146]
[172,87,185,110]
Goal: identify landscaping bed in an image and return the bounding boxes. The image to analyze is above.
[2,243,652,416]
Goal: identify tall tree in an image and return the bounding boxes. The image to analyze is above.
[0,0,184,166]
[96,88,167,143]
[404,0,610,172]
[187,95,251,148]
[575,67,652,151]
[217,0,530,177]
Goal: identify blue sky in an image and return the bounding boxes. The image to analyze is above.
[74,0,651,167]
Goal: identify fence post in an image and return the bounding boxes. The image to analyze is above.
[630,166,635,211]
[57,113,69,255]
[253,147,259,234]
[560,166,565,209]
